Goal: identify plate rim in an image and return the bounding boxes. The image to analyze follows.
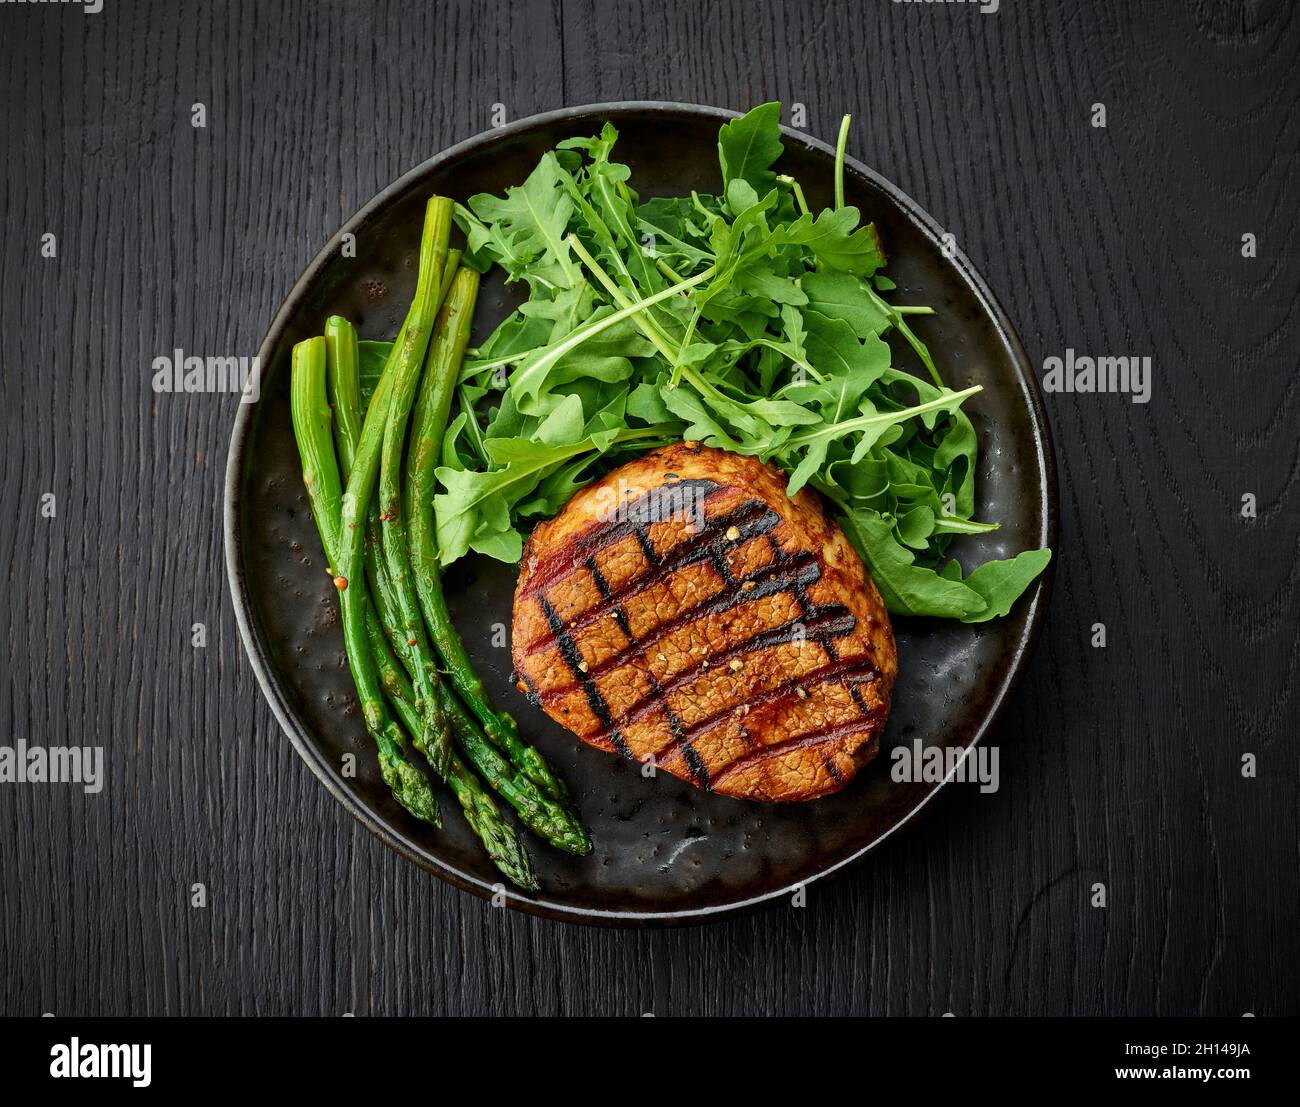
[223,99,1059,928]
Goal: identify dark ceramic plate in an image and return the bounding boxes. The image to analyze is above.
[224,102,1057,926]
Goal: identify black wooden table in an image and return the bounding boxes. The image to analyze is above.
[2,0,1295,1016]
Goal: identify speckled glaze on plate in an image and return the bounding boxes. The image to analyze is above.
[224,102,1057,927]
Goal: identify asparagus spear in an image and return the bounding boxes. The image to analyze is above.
[371,541,590,854]
[326,235,589,855]
[328,250,456,586]
[323,315,363,477]
[326,311,402,661]
[289,337,440,826]
[407,268,579,811]
[438,248,462,307]
[338,195,454,780]
[365,612,537,890]
[317,323,538,887]
[376,196,456,777]
[436,676,591,854]
[326,310,542,884]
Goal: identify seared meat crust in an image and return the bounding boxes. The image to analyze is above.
[511,443,897,802]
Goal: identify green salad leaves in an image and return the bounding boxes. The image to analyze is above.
[422,103,1049,620]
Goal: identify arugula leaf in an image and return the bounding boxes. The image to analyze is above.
[785,438,831,498]
[636,196,714,271]
[800,312,891,405]
[460,154,580,290]
[510,263,714,410]
[436,432,613,564]
[801,270,890,338]
[840,507,987,618]
[959,548,1052,623]
[767,206,885,275]
[718,102,784,198]
[661,384,742,448]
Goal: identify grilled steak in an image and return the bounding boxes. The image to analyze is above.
[511,443,897,802]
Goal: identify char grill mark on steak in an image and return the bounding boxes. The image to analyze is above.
[708,712,888,791]
[516,668,541,708]
[655,657,878,753]
[532,550,824,694]
[516,496,782,652]
[538,594,634,760]
[580,601,857,743]
[646,658,882,767]
[586,555,633,640]
[518,477,720,599]
[645,669,709,789]
[634,527,659,568]
[761,529,873,779]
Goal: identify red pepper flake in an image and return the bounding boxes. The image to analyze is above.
[333,576,348,590]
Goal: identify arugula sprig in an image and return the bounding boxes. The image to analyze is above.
[441,104,1050,619]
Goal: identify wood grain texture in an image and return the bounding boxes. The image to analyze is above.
[0,0,1295,1015]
